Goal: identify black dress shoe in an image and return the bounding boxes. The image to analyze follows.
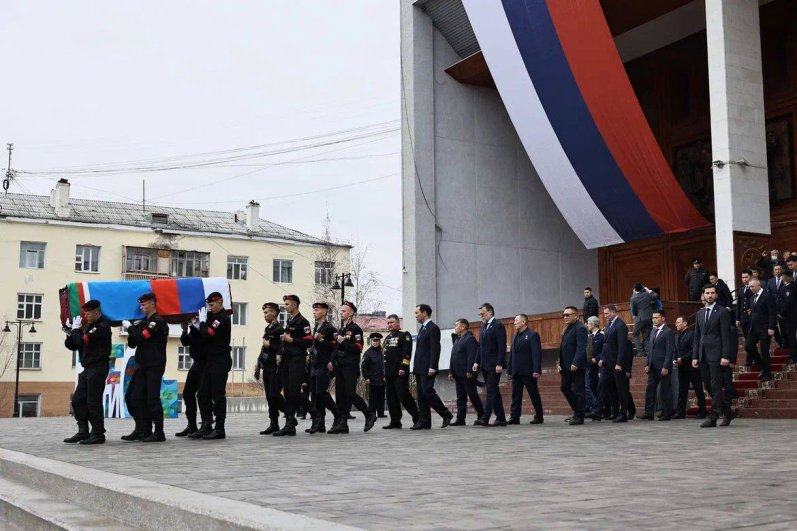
[364,413,377,432]
[563,416,572,423]
[637,414,655,421]
[474,418,489,427]
[700,419,717,428]
[569,416,584,425]
[441,414,453,428]
[507,418,520,425]
[175,424,198,437]
[696,412,707,419]
[672,414,686,419]
[409,423,423,430]
[272,425,296,436]
[382,423,401,429]
[79,433,106,445]
[409,423,430,430]
[602,413,614,420]
[203,429,226,440]
[490,420,507,427]
[657,416,671,421]
[142,431,166,443]
[719,411,737,427]
[121,430,148,442]
[529,417,544,425]
[586,412,602,421]
[612,416,628,423]
[64,431,90,444]
[449,419,466,426]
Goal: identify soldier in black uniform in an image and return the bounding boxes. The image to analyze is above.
[273,294,315,437]
[175,316,212,437]
[361,333,386,418]
[190,292,232,440]
[382,313,419,429]
[306,302,338,434]
[328,301,377,434]
[63,299,112,445]
[254,302,284,435]
[121,292,169,442]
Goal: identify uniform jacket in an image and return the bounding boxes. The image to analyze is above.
[736,284,753,323]
[692,305,734,363]
[475,318,507,370]
[412,320,441,375]
[311,320,336,368]
[583,296,599,320]
[715,279,734,309]
[383,330,413,377]
[778,283,797,325]
[256,320,284,369]
[559,320,588,370]
[199,310,232,358]
[449,331,479,378]
[360,347,385,386]
[180,326,206,363]
[127,313,169,367]
[602,316,631,370]
[283,313,313,358]
[646,324,674,370]
[333,320,364,368]
[685,268,710,300]
[65,315,112,368]
[508,327,542,376]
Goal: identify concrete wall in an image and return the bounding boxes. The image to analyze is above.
[402,2,598,328]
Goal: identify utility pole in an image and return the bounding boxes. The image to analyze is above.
[142,179,146,212]
[3,143,14,193]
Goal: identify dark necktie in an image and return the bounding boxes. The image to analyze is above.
[651,327,659,345]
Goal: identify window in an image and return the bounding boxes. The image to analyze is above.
[19,242,46,269]
[273,259,293,283]
[15,394,40,417]
[125,247,157,273]
[315,261,334,285]
[278,305,288,328]
[232,346,246,371]
[177,346,193,370]
[17,294,43,320]
[19,343,42,369]
[75,245,100,273]
[227,255,248,280]
[171,251,210,278]
[232,302,248,326]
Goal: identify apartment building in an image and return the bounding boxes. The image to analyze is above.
[0,179,350,417]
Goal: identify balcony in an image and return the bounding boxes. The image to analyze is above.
[122,271,171,281]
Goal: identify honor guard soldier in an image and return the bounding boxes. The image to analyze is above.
[176,314,212,437]
[191,291,232,440]
[63,299,112,445]
[273,295,315,436]
[121,292,169,442]
[328,301,377,434]
[307,302,338,434]
[361,333,386,418]
[255,302,285,435]
[382,314,419,429]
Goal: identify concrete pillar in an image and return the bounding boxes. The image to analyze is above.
[706,0,770,292]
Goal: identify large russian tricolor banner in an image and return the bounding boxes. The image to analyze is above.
[462,0,709,249]
[59,277,232,324]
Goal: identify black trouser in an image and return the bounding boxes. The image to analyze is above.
[633,319,653,356]
[312,368,336,418]
[614,369,630,419]
[745,327,772,376]
[592,364,617,415]
[385,375,419,426]
[676,367,706,416]
[335,365,370,418]
[560,368,585,418]
[262,364,285,422]
[183,359,209,425]
[368,384,385,416]
[701,361,735,420]
[415,373,450,426]
[784,320,797,362]
[125,364,165,432]
[453,374,484,421]
[740,320,751,362]
[282,354,313,419]
[198,355,231,424]
[73,363,109,433]
[481,369,506,422]
[511,374,543,420]
[644,368,671,417]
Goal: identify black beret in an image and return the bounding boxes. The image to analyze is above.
[205,291,223,303]
[262,302,280,312]
[283,294,300,304]
[312,302,329,309]
[82,299,100,311]
[137,292,157,303]
[369,332,383,340]
[341,300,357,313]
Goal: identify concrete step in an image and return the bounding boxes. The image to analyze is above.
[739,408,797,419]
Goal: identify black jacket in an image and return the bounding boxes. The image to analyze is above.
[714,279,733,309]
[333,320,364,368]
[412,320,441,375]
[508,327,542,376]
[65,315,112,368]
[646,325,674,370]
[736,284,753,323]
[603,316,631,370]
[449,331,479,378]
[693,305,734,363]
[475,319,507,370]
[180,326,206,363]
[257,320,284,369]
[778,283,797,325]
[311,320,337,368]
[283,313,313,358]
[199,310,232,358]
[383,330,413,377]
[749,290,777,333]
[360,347,385,386]
[685,268,710,300]
[583,296,599,321]
[559,320,588,370]
[675,329,695,369]
[127,313,169,368]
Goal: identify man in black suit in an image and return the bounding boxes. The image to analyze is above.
[639,310,674,421]
[766,264,787,347]
[411,304,453,430]
[745,278,776,381]
[779,274,797,364]
[583,288,599,322]
[673,316,706,419]
[692,284,738,427]
[709,274,733,310]
[473,303,508,427]
[589,304,631,422]
[559,306,588,425]
[507,314,543,425]
[448,318,484,425]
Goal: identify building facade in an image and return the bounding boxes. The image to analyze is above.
[0,180,350,417]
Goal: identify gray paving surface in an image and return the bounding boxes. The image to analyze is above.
[0,413,796,530]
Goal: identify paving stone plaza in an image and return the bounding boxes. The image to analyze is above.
[1,413,796,529]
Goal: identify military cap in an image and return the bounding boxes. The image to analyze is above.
[369,332,383,340]
[312,302,329,309]
[137,292,157,303]
[205,291,223,303]
[82,299,101,311]
[262,302,280,312]
[692,258,703,264]
[283,294,300,304]
[342,300,357,313]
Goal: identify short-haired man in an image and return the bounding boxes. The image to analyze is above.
[63,300,112,445]
[685,258,710,302]
[745,279,776,382]
[558,306,588,425]
[631,283,658,358]
[507,314,544,425]
[193,291,232,440]
[254,302,285,435]
[588,305,631,422]
[583,288,599,322]
[585,316,603,415]
[673,316,706,419]
[382,314,419,429]
[448,318,484,425]
[736,269,754,364]
[709,274,733,310]
[306,302,337,434]
[412,304,454,429]
[473,303,508,427]
[639,310,674,421]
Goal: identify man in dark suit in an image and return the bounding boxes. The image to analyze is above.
[766,264,787,347]
[735,269,754,364]
[507,314,543,425]
[583,288,599,322]
[709,274,734,310]
[779,274,797,364]
[745,278,776,381]
[639,310,674,421]
[473,303,508,427]
[589,304,631,422]
[448,318,484,425]
[692,284,738,427]
[673,316,706,419]
[411,304,453,430]
[559,306,587,425]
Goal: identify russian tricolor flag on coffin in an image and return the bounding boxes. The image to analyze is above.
[462,0,709,249]
[59,277,233,324]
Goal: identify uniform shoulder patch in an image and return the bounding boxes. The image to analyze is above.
[304,326,311,334]
[212,320,220,328]
[148,321,156,329]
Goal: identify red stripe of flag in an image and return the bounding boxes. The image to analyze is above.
[149,278,182,316]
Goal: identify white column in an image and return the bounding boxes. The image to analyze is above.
[706,0,769,292]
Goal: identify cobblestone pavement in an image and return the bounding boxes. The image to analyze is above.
[0,414,796,530]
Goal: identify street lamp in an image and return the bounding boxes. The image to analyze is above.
[2,320,37,418]
[331,272,355,305]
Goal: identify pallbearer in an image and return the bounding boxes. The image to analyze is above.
[254,302,285,435]
[175,315,211,437]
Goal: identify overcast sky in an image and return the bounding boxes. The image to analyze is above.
[1,1,402,312]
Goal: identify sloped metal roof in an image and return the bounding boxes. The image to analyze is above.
[0,193,344,247]
[418,0,479,58]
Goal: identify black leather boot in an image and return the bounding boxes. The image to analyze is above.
[203,419,226,440]
[175,419,198,437]
[272,416,297,436]
[64,421,90,443]
[187,421,212,439]
[121,419,148,441]
[142,418,166,442]
[79,431,106,445]
[261,419,280,435]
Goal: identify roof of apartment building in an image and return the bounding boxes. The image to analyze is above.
[0,181,349,247]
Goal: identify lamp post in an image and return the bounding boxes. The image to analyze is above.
[2,320,37,418]
[331,272,355,305]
